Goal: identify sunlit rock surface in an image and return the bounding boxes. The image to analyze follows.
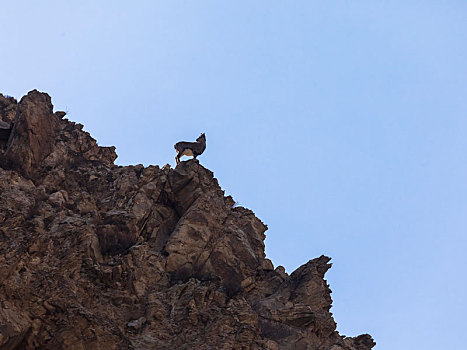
[0,91,374,349]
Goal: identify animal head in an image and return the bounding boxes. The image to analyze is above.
[197,133,206,142]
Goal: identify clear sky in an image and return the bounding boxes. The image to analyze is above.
[2,1,466,349]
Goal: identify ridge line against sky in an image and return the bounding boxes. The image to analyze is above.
[1,2,467,349]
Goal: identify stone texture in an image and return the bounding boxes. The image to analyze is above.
[0,90,375,350]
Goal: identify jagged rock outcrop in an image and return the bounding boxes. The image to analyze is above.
[0,91,375,350]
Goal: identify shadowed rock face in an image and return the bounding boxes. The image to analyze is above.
[0,91,375,350]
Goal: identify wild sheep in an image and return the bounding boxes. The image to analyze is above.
[174,133,206,164]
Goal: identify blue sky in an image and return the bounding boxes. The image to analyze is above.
[2,1,467,349]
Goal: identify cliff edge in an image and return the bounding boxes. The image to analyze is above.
[0,91,375,350]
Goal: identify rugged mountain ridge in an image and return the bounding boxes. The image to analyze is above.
[0,90,375,350]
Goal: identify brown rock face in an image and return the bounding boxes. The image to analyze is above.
[0,91,375,350]
[3,91,59,176]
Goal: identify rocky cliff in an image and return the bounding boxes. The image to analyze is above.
[0,90,375,350]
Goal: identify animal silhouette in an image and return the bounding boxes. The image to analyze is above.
[174,133,206,164]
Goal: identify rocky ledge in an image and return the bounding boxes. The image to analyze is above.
[0,91,375,350]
